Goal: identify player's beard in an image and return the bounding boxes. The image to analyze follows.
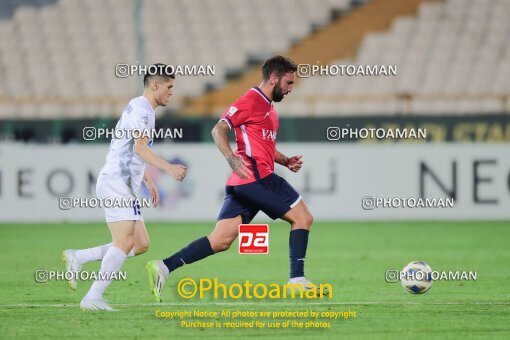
[272,80,285,102]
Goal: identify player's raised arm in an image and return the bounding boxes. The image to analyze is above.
[134,135,186,181]
[211,120,252,179]
[275,149,303,173]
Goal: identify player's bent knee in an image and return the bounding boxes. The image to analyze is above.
[305,213,314,227]
[292,212,313,229]
[144,238,151,251]
[135,239,150,255]
[300,212,314,227]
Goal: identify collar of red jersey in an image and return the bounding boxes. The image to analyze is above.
[251,87,272,104]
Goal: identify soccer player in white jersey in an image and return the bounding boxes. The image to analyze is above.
[62,64,187,311]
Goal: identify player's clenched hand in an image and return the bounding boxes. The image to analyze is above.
[287,155,303,172]
[228,155,252,179]
[166,164,187,182]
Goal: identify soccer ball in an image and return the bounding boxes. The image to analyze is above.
[401,261,433,294]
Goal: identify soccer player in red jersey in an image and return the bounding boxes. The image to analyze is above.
[147,56,325,300]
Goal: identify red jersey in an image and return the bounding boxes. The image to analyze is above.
[220,87,279,186]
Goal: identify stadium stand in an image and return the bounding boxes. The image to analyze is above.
[184,0,439,115]
[186,0,509,116]
[285,0,510,115]
[0,0,366,118]
[1,0,508,118]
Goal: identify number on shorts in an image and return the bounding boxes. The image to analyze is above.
[133,202,141,216]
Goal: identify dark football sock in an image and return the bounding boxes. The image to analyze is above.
[289,229,309,278]
[162,236,214,273]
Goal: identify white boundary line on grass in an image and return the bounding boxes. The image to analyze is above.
[0,301,509,308]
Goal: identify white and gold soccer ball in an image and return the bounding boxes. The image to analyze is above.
[401,261,433,294]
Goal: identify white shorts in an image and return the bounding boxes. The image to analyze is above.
[96,174,143,223]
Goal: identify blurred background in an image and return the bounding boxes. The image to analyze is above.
[0,0,508,222]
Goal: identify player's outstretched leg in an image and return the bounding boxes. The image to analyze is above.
[80,220,136,311]
[282,200,328,296]
[147,216,240,302]
[63,221,150,290]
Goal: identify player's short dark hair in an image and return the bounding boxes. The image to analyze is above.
[143,63,175,87]
[262,56,297,81]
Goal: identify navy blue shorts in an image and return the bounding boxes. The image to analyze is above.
[217,173,302,224]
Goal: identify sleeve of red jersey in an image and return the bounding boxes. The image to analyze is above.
[220,99,252,129]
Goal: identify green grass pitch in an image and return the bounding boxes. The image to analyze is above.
[0,221,509,339]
